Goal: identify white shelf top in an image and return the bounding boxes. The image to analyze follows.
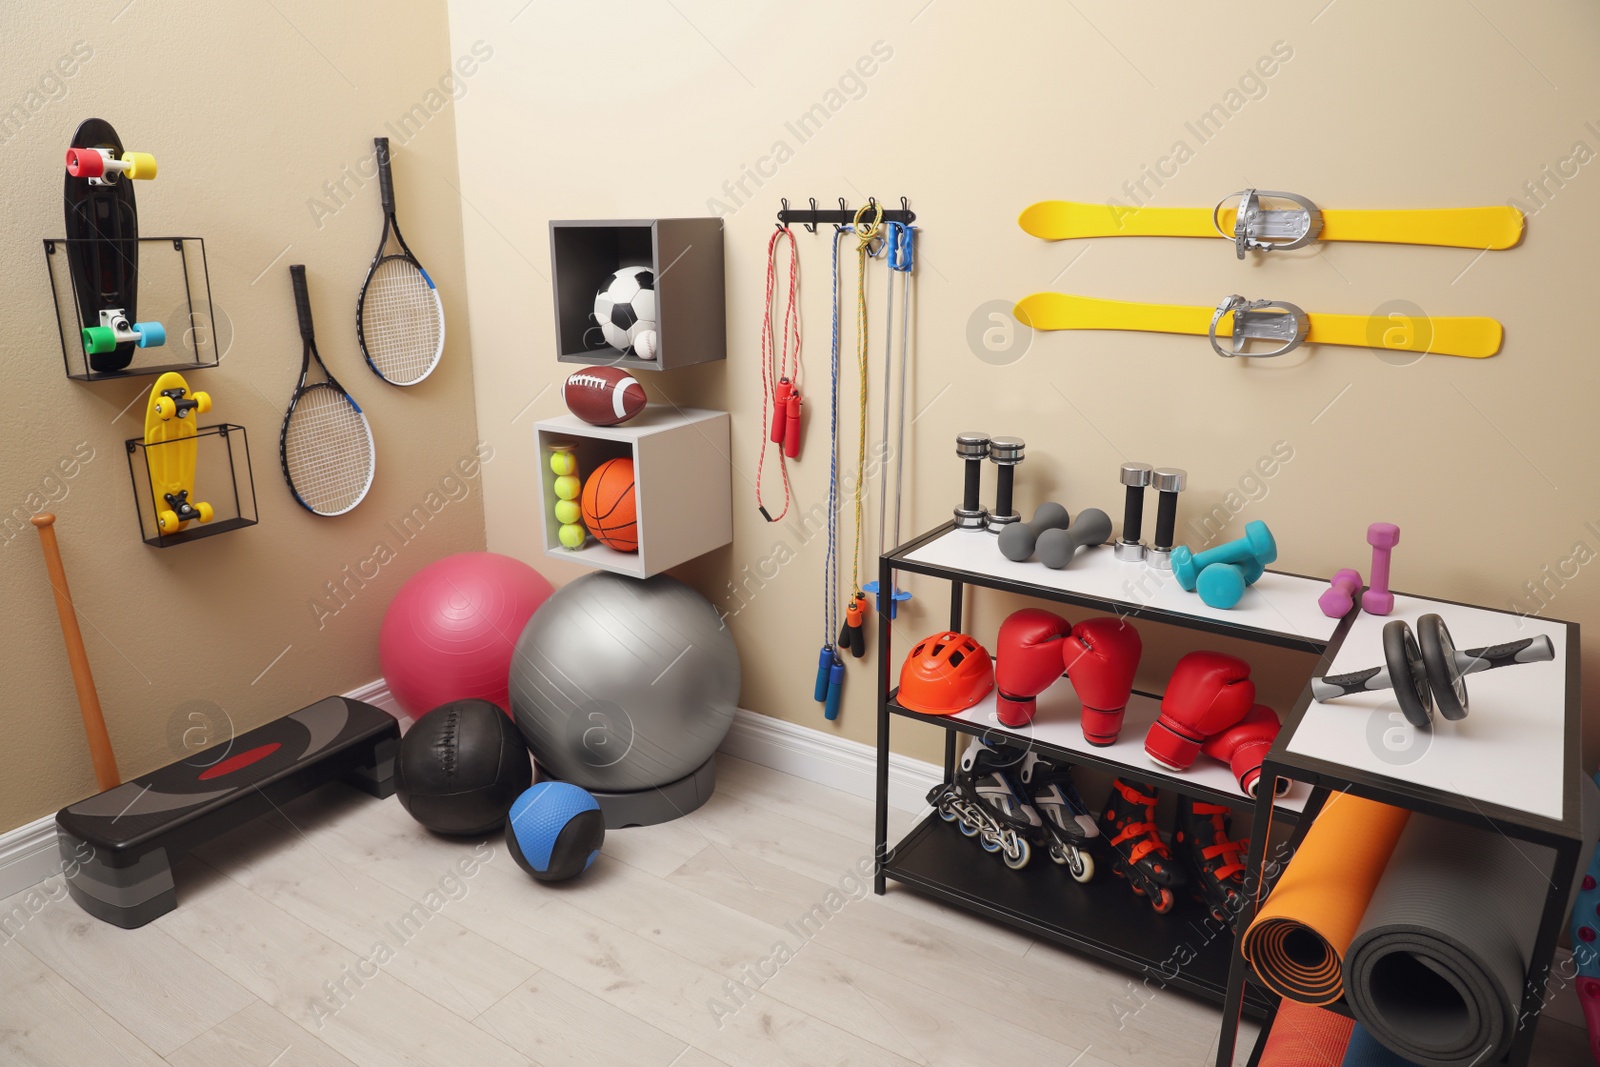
[1285,596,1572,822]
[902,528,1341,645]
[535,405,723,441]
[927,684,1310,814]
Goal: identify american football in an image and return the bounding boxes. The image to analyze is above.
[562,367,647,426]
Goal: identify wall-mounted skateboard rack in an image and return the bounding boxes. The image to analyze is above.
[125,422,258,548]
[44,236,220,382]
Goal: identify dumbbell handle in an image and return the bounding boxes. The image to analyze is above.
[1312,635,1554,701]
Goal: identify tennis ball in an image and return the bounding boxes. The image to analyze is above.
[554,499,582,525]
[553,475,581,500]
[550,451,577,476]
[558,523,585,549]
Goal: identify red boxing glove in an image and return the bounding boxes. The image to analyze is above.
[1062,616,1141,746]
[1200,704,1282,797]
[770,379,793,443]
[1145,651,1255,771]
[994,608,1071,727]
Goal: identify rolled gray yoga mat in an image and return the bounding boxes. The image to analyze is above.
[1344,814,1552,1067]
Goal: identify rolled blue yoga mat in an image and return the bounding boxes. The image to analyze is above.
[1341,1023,1420,1066]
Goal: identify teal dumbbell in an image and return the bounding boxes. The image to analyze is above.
[1171,520,1278,593]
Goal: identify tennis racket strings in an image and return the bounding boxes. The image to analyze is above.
[282,384,373,515]
[360,256,442,384]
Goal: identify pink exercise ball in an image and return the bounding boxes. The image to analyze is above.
[380,552,554,717]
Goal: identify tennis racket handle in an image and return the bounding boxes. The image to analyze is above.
[814,648,833,703]
[290,264,314,340]
[784,393,803,459]
[770,380,792,443]
[375,137,395,211]
[1458,634,1554,675]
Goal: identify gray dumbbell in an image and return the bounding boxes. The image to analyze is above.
[1037,508,1112,569]
[998,502,1071,562]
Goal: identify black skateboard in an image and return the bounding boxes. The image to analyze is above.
[63,117,164,374]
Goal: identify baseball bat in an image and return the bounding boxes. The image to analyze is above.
[32,513,120,791]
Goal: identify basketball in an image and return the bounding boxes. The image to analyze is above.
[580,457,637,552]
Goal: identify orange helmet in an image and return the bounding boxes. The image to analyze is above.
[898,632,994,715]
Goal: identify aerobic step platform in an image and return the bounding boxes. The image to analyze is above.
[55,696,398,929]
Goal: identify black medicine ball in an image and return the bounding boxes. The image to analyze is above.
[395,699,532,835]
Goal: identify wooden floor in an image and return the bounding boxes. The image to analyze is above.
[0,755,1589,1066]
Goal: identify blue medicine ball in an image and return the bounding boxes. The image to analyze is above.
[505,782,604,882]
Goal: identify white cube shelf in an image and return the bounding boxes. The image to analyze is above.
[534,406,731,578]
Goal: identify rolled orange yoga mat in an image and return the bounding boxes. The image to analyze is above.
[1242,792,1411,1004]
[1259,1001,1355,1066]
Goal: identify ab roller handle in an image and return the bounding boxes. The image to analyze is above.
[1314,633,1554,701]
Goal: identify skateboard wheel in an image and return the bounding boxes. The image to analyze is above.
[134,321,166,348]
[155,396,177,420]
[66,147,105,178]
[192,390,212,415]
[158,509,181,533]
[122,151,157,180]
[196,501,215,523]
[82,325,117,354]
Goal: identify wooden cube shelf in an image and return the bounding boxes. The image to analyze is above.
[534,407,731,578]
[549,218,726,372]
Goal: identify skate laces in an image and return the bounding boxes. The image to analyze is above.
[1193,801,1246,882]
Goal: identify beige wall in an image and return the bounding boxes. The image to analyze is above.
[1,2,486,832]
[452,0,1600,768]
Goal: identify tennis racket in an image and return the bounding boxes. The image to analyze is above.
[355,136,445,386]
[281,264,376,516]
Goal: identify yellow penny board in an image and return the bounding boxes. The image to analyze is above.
[1018,201,1524,250]
[143,371,213,532]
[1013,293,1502,359]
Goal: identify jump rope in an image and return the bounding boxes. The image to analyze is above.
[757,203,914,720]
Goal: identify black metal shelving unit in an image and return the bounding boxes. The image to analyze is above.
[871,521,1587,1064]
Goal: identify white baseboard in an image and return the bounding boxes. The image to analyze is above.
[0,813,63,902]
[718,707,941,813]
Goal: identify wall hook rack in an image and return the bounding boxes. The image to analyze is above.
[777,197,915,230]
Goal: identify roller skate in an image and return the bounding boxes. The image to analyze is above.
[1173,796,1249,925]
[1019,751,1097,883]
[1098,777,1184,913]
[926,738,1038,870]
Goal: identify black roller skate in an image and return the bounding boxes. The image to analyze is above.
[1173,796,1248,925]
[1019,751,1097,883]
[926,738,1038,870]
[1098,778,1185,913]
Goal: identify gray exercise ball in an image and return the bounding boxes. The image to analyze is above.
[509,572,740,792]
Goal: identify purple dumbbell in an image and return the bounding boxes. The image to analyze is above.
[1362,524,1400,615]
[1319,568,1363,618]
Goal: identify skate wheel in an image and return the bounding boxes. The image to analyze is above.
[1003,838,1031,870]
[158,509,181,532]
[937,806,958,823]
[155,396,177,420]
[196,501,214,523]
[66,147,105,178]
[979,835,1001,853]
[1048,843,1068,866]
[122,151,157,179]
[957,820,978,838]
[192,390,212,414]
[134,321,166,348]
[1152,888,1175,914]
[82,325,117,355]
[1070,851,1095,884]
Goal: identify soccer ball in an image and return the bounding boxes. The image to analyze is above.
[593,266,657,354]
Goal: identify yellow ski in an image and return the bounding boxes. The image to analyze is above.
[1019,191,1523,257]
[1013,293,1502,360]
